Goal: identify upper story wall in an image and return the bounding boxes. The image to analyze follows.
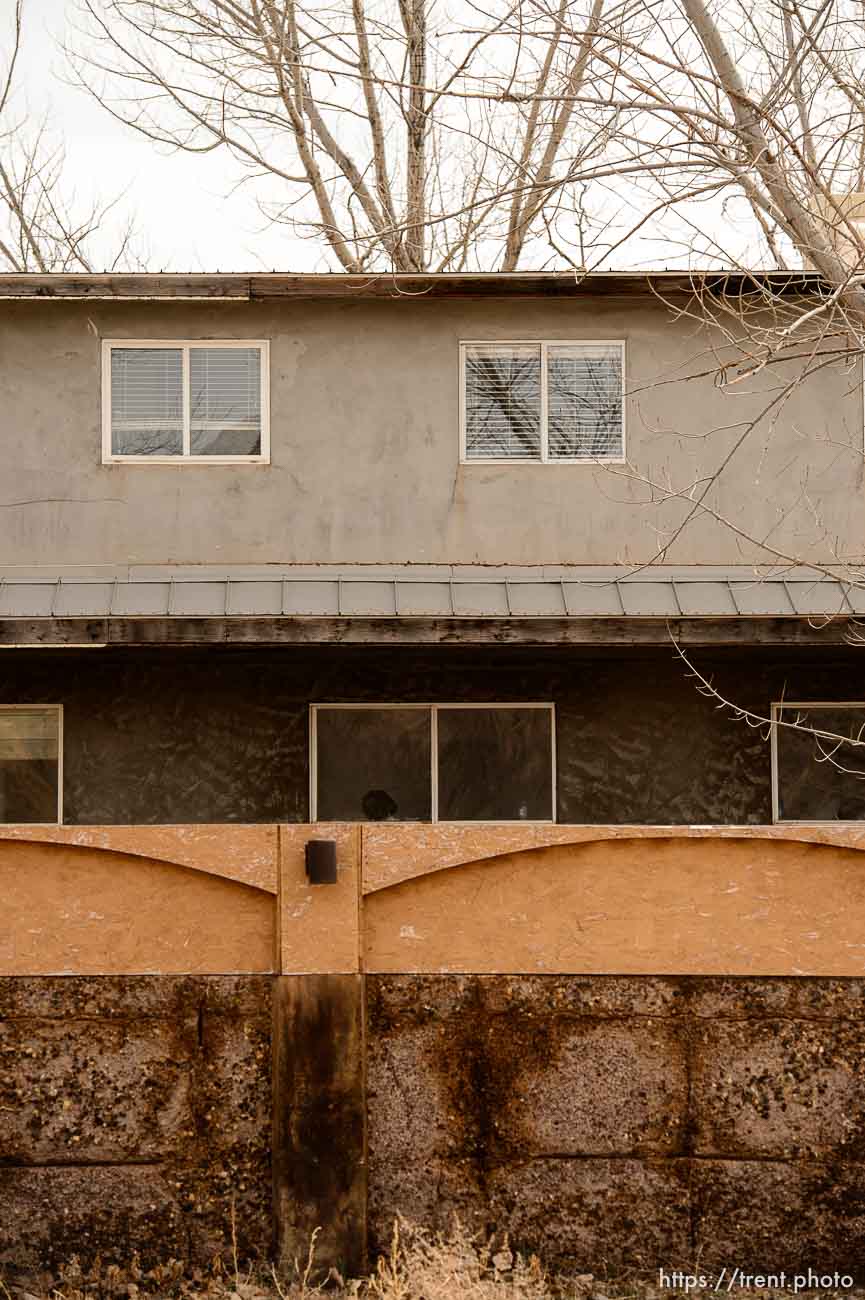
[1,293,863,568]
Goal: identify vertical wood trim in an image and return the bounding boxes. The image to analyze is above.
[272,974,366,1279]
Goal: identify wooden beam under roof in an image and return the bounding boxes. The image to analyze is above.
[0,614,856,646]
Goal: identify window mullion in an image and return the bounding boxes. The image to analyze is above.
[182,345,191,457]
[540,341,549,462]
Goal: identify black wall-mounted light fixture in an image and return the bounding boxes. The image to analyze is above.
[305,839,338,885]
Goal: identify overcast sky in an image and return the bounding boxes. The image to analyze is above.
[17,0,320,270]
[11,0,769,274]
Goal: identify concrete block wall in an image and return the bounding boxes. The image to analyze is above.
[4,969,865,1281]
[0,977,274,1277]
[366,975,865,1275]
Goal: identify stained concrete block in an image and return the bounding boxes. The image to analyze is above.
[486,1158,691,1273]
[0,1018,194,1162]
[692,1159,865,1276]
[473,975,685,1020]
[687,976,865,1021]
[367,974,685,1025]
[366,1024,451,1163]
[692,1018,865,1159]
[0,974,204,1019]
[510,1020,687,1155]
[0,976,273,1276]
[367,1155,489,1253]
[367,978,688,1165]
[0,1167,188,1276]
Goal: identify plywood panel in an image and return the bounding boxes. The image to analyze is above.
[361,823,865,893]
[364,836,865,975]
[279,825,361,974]
[0,839,275,974]
[0,825,278,891]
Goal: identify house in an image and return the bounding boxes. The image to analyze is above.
[1,271,865,1281]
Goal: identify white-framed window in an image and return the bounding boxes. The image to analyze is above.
[771,700,865,822]
[0,705,63,825]
[459,340,625,463]
[102,340,270,463]
[310,702,556,823]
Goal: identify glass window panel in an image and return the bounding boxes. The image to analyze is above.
[464,345,541,459]
[437,707,553,821]
[316,708,431,821]
[548,344,623,459]
[0,708,59,823]
[776,705,865,820]
[111,348,183,456]
[190,347,262,455]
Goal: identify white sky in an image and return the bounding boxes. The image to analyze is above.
[17,0,320,270]
[11,0,771,273]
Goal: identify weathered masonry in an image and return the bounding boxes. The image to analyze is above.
[2,272,865,1281]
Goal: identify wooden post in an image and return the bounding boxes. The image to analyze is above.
[272,973,366,1279]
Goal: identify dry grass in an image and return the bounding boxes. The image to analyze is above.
[1,1218,861,1300]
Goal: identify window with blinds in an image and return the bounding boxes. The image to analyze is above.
[462,341,624,462]
[0,707,62,824]
[104,341,268,461]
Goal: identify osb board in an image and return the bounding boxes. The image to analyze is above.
[364,835,865,976]
[0,838,276,975]
[278,825,362,974]
[361,823,865,893]
[0,825,278,892]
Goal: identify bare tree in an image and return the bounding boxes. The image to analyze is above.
[67,0,615,272]
[0,0,138,271]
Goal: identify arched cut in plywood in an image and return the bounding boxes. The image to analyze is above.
[363,835,865,975]
[0,838,276,975]
[0,824,278,892]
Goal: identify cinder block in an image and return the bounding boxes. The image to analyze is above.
[687,977,865,1021]
[692,1018,865,1159]
[509,1019,688,1156]
[0,1018,195,1162]
[692,1159,865,1276]
[487,1157,691,1273]
[0,1167,187,1276]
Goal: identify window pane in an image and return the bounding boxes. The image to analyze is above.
[0,709,59,823]
[464,345,541,459]
[548,344,623,458]
[111,348,183,456]
[437,707,553,821]
[315,709,431,821]
[776,705,865,820]
[190,348,262,455]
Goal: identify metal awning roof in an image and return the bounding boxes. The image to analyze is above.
[0,566,862,620]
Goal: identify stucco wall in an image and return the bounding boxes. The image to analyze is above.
[0,976,273,1277]
[2,296,862,568]
[367,974,865,1276]
[3,644,865,825]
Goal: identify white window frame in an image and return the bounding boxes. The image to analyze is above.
[101,339,271,465]
[0,703,63,825]
[309,701,556,823]
[459,339,626,465]
[770,699,865,824]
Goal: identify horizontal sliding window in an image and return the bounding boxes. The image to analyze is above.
[462,341,624,462]
[0,706,62,824]
[103,341,269,462]
[772,702,865,821]
[311,703,555,822]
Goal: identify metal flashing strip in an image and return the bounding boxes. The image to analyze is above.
[0,568,862,621]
